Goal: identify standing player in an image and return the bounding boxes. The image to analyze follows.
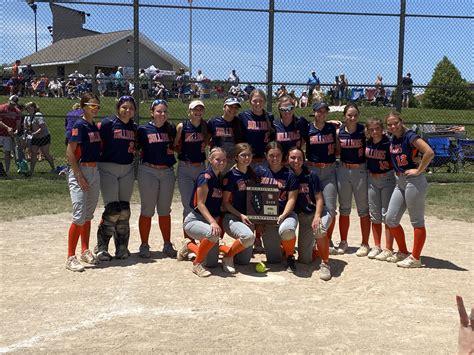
[220,143,257,273]
[175,100,209,239]
[207,97,244,170]
[256,142,299,272]
[95,96,137,261]
[178,147,227,277]
[137,99,177,258]
[385,111,434,267]
[273,95,306,160]
[238,89,274,168]
[304,101,338,254]
[336,103,371,256]
[365,118,396,260]
[288,147,332,280]
[64,93,101,272]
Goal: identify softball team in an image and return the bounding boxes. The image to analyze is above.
[65,93,101,271]
[63,91,435,276]
[137,99,177,258]
[96,96,137,261]
[385,111,434,267]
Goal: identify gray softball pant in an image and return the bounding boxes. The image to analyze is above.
[336,164,369,217]
[183,210,221,268]
[297,208,333,264]
[386,174,428,228]
[98,162,135,205]
[262,212,298,264]
[308,165,337,217]
[368,172,396,224]
[137,164,175,217]
[68,166,100,225]
[222,213,255,265]
[177,161,205,219]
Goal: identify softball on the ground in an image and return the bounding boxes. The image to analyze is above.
[256,261,266,273]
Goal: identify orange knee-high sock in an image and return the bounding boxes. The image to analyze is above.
[360,216,371,245]
[372,223,382,247]
[339,215,350,241]
[281,238,296,257]
[312,248,320,261]
[80,220,91,252]
[412,227,426,260]
[187,240,199,254]
[158,215,171,244]
[219,244,230,254]
[326,217,336,240]
[139,215,152,244]
[316,237,330,263]
[68,223,83,257]
[384,225,393,250]
[389,225,408,254]
[194,238,216,264]
[226,239,246,257]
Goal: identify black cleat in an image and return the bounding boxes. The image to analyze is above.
[286,255,297,273]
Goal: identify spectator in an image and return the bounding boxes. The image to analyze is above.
[175,68,189,99]
[307,70,320,105]
[228,69,240,85]
[96,69,106,97]
[299,91,309,108]
[10,60,21,96]
[154,81,168,100]
[338,73,349,105]
[312,84,325,105]
[402,72,413,108]
[229,85,241,97]
[24,102,55,175]
[22,64,35,96]
[40,74,50,97]
[48,78,63,97]
[374,75,386,107]
[114,66,126,99]
[66,79,78,99]
[139,69,149,102]
[0,95,21,175]
[276,85,288,99]
[152,70,162,82]
[243,83,255,97]
[195,69,207,97]
[288,90,298,105]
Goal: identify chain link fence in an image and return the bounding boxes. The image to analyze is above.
[1,0,473,181]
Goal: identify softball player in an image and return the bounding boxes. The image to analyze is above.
[385,111,434,268]
[288,147,332,281]
[175,100,209,237]
[273,95,306,160]
[137,99,177,258]
[95,96,137,261]
[304,102,338,254]
[256,141,299,272]
[238,89,275,168]
[64,93,101,272]
[220,143,257,273]
[336,103,371,256]
[177,147,227,277]
[365,118,396,260]
[207,97,244,170]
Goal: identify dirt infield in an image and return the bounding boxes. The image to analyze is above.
[0,201,472,353]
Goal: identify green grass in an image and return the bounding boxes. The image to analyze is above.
[426,183,474,222]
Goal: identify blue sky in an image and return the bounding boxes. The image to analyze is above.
[2,0,472,91]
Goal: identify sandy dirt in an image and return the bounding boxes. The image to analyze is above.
[0,201,472,354]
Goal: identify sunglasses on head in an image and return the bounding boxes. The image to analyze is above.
[151,99,168,109]
[119,95,135,102]
[279,105,294,113]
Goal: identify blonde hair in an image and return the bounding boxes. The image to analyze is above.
[209,146,226,159]
[385,111,407,133]
[365,117,384,140]
[25,102,39,112]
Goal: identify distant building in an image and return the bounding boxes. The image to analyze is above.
[14,3,187,78]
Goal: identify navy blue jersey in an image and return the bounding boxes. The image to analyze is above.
[256,165,298,214]
[294,168,322,214]
[274,116,307,159]
[190,166,223,218]
[137,121,176,167]
[178,119,207,163]
[338,123,366,164]
[238,110,275,158]
[207,115,242,158]
[223,167,251,214]
[390,130,420,173]
[99,116,137,165]
[366,135,393,174]
[69,118,101,163]
[305,122,337,163]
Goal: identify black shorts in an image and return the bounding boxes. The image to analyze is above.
[31,134,51,147]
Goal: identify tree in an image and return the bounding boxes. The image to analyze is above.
[423,56,473,110]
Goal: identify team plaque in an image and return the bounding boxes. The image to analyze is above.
[246,183,279,224]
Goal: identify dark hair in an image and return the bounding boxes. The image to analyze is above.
[343,103,360,116]
[116,95,136,111]
[150,99,168,110]
[80,93,100,108]
[264,141,284,155]
[287,146,310,175]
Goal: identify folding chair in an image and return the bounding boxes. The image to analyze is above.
[365,88,377,103]
[348,88,364,103]
[457,139,474,170]
[427,137,458,173]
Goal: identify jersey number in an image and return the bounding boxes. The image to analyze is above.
[379,161,390,170]
[396,154,408,166]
